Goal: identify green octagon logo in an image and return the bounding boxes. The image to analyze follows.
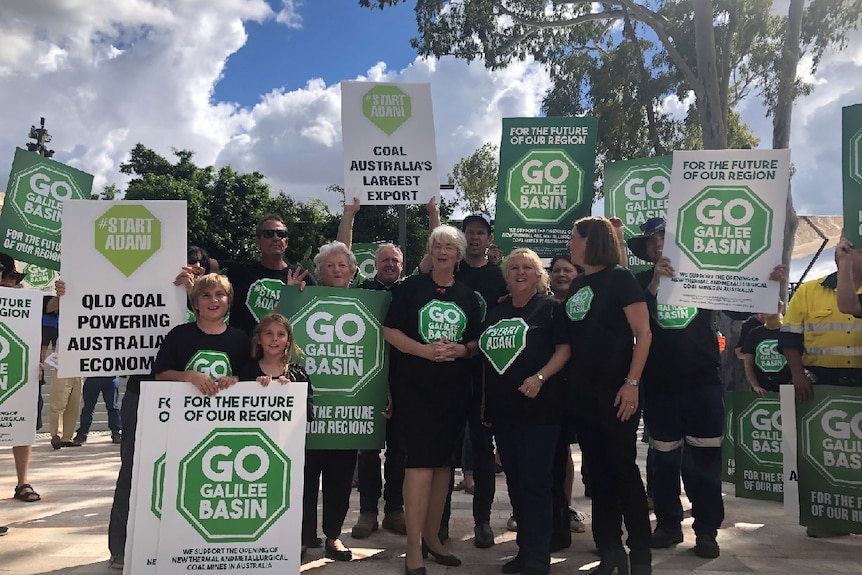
[754,339,787,373]
[850,127,862,186]
[0,323,29,405]
[677,185,772,271]
[506,150,583,224]
[185,350,234,379]
[479,318,528,375]
[737,399,783,467]
[801,397,862,487]
[363,85,411,135]
[352,243,381,279]
[292,296,384,395]
[177,428,290,542]
[418,300,467,344]
[245,279,283,324]
[151,453,166,519]
[8,163,83,233]
[94,204,162,277]
[607,164,670,231]
[20,263,58,290]
[566,286,594,322]
[655,304,698,330]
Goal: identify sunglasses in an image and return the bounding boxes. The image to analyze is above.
[640,217,666,236]
[259,229,288,239]
[187,257,205,266]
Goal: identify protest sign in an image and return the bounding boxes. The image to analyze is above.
[722,391,736,484]
[659,149,790,313]
[281,285,390,449]
[842,104,862,246]
[0,148,92,269]
[342,81,439,205]
[57,200,187,377]
[0,287,41,446]
[780,385,799,516]
[494,117,597,258]
[733,391,784,502]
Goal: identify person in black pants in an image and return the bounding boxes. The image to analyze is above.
[565,217,653,575]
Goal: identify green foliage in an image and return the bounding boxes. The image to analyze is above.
[448,142,498,214]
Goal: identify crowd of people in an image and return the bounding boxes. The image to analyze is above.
[4,200,860,574]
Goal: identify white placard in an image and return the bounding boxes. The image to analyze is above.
[658,149,790,313]
[342,81,440,205]
[780,384,800,517]
[57,200,188,377]
[0,287,42,446]
[155,381,307,575]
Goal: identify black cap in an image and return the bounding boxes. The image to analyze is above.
[462,212,492,233]
[626,217,666,263]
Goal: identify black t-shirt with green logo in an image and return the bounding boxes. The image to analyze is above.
[384,273,481,410]
[479,294,568,425]
[635,267,721,394]
[152,322,252,379]
[455,259,508,321]
[565,265,644,391]
[741,325,791,391]
[221,260,316,336]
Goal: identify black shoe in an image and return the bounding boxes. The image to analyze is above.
[650,528,683,549]
[51,435,62,450]
[502,554,525,574]
[474,522,495,548]
[421,540,462,566]
[587,548,629,575]
[405,564,427,575]
[307,537,322,548]
[629,564,651,575]
[324,539,352,561]
[694,536,719,558]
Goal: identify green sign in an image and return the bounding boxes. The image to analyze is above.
[734,392,783,501]
[677,185,772,271]
[655,304,697,330]
[797,387,862,533]
[722,392,735,483]
[185,350,234,379]
[94,204,162,276]
[842,104,862,247]
[604,156,672,274]
[20,263,58,291]
[352,242,383,279]
[281,285,390,450]
[479,318,528,374]
[0,322,29,405]
[245,278,283,324]
[0,148,91,270]
[565,286,594,322]
[754,338,787,373]
[363,84,411,135]
[177,428,290,542]
[418,300,468,343]
[494,117,597,258]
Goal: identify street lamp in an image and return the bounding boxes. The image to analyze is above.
[25,117,55,158]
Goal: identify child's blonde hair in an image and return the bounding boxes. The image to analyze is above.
[251,313,303,372]
[189,273,234,314]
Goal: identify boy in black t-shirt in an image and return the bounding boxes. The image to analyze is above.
[741,302,791,394]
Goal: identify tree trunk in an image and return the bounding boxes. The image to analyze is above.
[693,0,728,150]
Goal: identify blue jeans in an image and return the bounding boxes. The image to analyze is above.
[496,423,559,574]
[644,384,725,538]
[77,376,121,437]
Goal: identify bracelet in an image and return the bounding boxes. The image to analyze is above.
[625,377,639,387]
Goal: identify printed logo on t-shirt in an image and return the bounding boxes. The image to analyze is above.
[479,317,528,375]
[655,304,698,329]
[245,278,284,323]
[566,286,594,321]
[474,290,488,322]
[185,350,233,378]
[418,300,467,343]
[755,339,787,373]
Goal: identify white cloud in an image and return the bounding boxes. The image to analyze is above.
[275,0,303,28]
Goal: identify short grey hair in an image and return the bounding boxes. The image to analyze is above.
[375,243,403,261]
[426,225,467,261]
[314,241,357,277]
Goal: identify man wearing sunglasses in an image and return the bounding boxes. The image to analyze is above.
[179,215,315,336]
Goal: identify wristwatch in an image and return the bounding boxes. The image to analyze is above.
[625,377,639,387]
[535,373,545,382]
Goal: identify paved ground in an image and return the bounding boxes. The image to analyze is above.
[2,433,860,575]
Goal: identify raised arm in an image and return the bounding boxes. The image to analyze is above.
[418,196,441,273]
[336,197,361,250]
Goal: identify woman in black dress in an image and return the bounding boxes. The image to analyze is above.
[384,225,481,575]
[565,217,653,575]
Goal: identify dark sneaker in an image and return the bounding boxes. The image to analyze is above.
[569,508,586,533]
[694,535,720,558]
[109,553,124,570]
[111,434,122,444]
[351,512,378,538]
[502,554,525,574]
[506,513,518,532]
[382,511,407,535]
[650,528,683,549]
[474,522,495,548]
[73,435,87,444]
